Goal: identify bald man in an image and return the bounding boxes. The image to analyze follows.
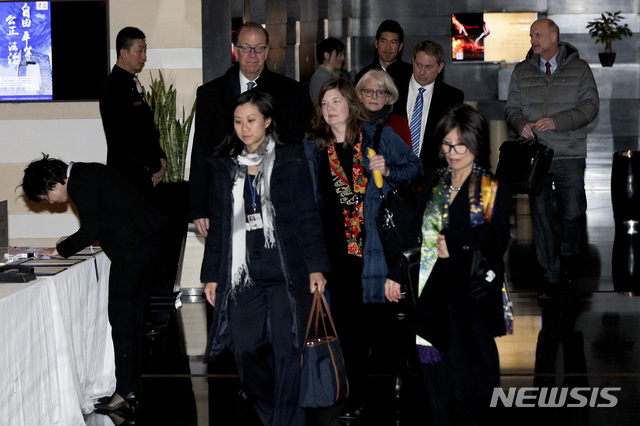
[505,18,599,294]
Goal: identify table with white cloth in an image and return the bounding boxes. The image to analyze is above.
[0,252,115,426]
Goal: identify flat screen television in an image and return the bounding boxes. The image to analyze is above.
[452,12,538,63]
[0,0,109,102]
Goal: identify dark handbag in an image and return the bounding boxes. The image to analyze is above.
[495,138,554,195]
[299,290,349,408]
[376,183,418,266]
[399,246,420,314]
[371,125,418,266]
[469,246,501,304]
[469,245,514,337]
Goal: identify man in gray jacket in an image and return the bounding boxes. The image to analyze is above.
[505,18,599,292]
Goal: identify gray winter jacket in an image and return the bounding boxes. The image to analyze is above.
[505,42,599,159]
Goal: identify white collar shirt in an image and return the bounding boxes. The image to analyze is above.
[539,52,558,75]
[239,71,259,94]
[406,76,435,156]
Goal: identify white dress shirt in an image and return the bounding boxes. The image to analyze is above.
[406,75,435,156]
[539,52,558,75]
[239,72,258,94]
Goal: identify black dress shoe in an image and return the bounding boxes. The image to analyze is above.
[339,403,366,423]
[108,411,136,426]
[538,281,560,301]
[96,395,111,405]
[95,392,137,417]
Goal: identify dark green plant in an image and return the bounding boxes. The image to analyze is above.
[586,11,633,54]
[144,70,196,183]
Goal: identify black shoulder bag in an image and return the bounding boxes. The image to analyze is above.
[370,125,418,268]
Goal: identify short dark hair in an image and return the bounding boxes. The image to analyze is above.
[306,77,369,150]
[434,104,491,169]
[218,91,280,156]
[115,27,146,56]
[234,21,270,46]
[21,154,68,202]
[376,20,404,43]
[413,40,445,65]
[316,37,345,65]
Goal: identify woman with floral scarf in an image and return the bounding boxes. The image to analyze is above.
[304,77,422,422]
[386,104,511,426]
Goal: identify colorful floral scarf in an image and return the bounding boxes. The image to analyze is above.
[327,130,367,257]
[415,163,512,353]
[418,162,493,296]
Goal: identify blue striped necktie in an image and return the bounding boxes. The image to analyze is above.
[409,87,425,156]
[247,81,256,91]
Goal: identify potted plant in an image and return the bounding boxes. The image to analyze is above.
[586,11,633,67]
[144,70,196,182]
[144,71,196,295]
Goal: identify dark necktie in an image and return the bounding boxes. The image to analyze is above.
[545,62,551,78]
[247,81,256,91]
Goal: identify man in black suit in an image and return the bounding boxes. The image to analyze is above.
[22,155,167,416]
[189,21,312,237]
[398,41,464,173]
[355,19,413,114]
[99,27,166,198]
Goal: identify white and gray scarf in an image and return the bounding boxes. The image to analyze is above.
[229,135,277,293]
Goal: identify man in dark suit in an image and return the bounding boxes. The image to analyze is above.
[22,155,167,417]
[189,21,312,237]
[398,41,464,173]
[99,27,166,198]
[355,19,413,114]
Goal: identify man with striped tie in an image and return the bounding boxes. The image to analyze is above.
[398,41,464,176]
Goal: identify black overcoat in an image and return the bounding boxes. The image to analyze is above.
[188,65,313,221]
[200,142,330,362]
[396,79,465,171]
[56,162,168,265]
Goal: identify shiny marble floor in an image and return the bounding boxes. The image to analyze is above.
[83,152,640,425]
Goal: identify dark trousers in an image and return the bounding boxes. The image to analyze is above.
[227,281,304,426]
[421,359,499,426]
[108,231,161,396]
[529,158,587,282]
[325,258,367,410]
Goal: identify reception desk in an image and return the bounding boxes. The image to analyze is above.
[0,252,115,426]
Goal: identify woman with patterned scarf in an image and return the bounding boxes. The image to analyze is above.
[304,77,422,422]
[386,104,511,426]
[201,91,330,426]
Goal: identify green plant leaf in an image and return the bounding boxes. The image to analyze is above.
[145,70,196,183]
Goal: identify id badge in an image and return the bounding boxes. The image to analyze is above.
[247,213,264,230]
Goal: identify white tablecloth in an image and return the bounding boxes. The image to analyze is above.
[0,253,115,426]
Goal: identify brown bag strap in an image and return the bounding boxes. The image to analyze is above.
[318,290,339,339]
[303,289,340,343]
[303,289,321,342]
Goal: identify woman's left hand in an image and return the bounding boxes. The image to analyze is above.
[436,234,450,258]
[384,278,402,303]
[369,154,390,177]
[309,272,327,293]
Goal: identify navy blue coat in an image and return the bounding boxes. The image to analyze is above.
[304,121,422,303]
